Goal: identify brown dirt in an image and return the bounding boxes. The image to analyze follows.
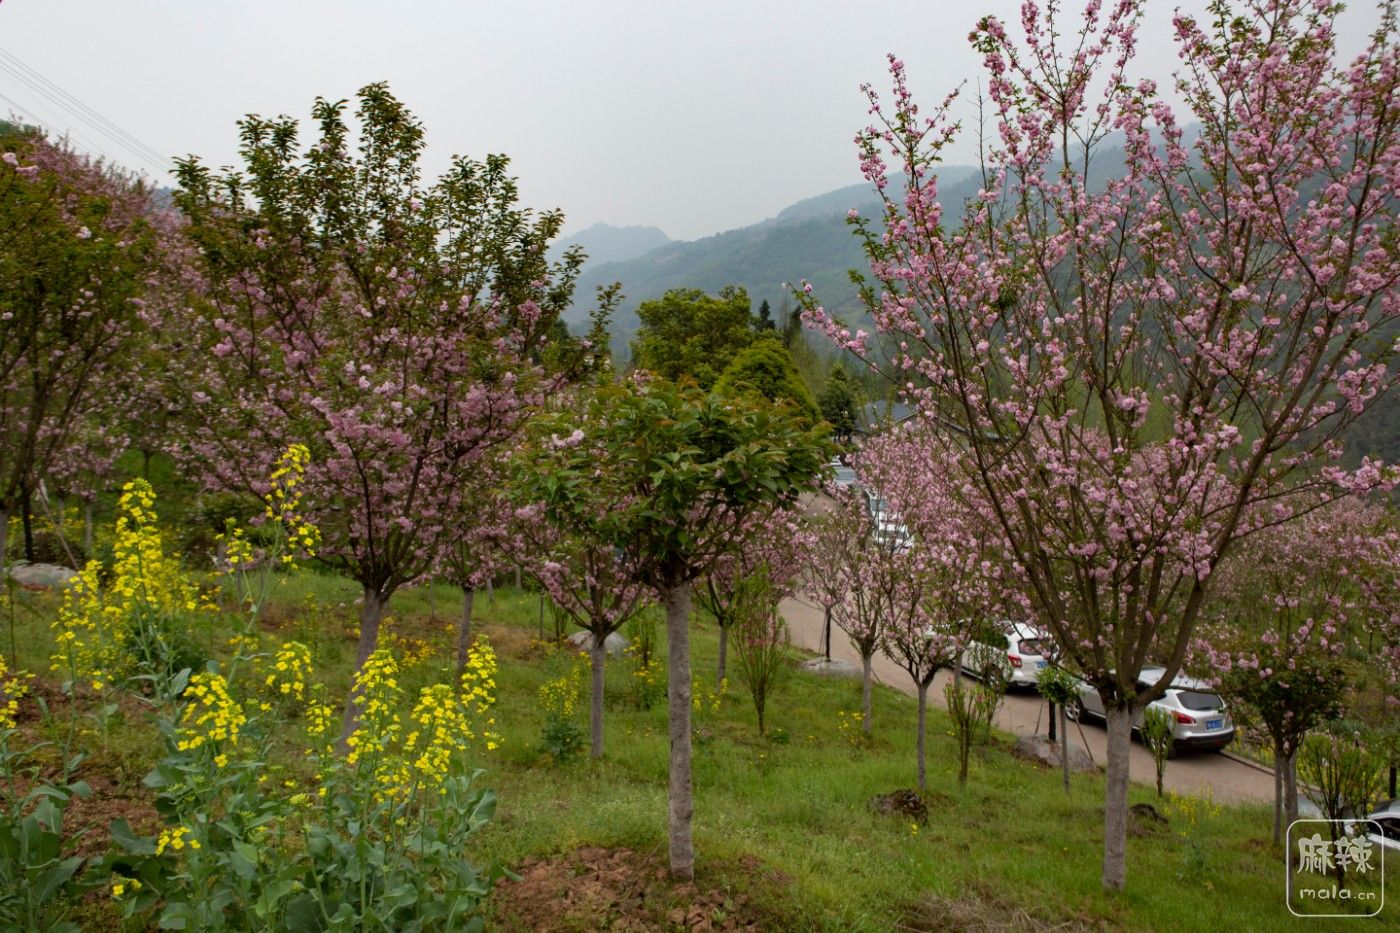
[899,883,1103,932]
[1126,802,1169,837]
[484,622,551,662]
[492,846,773,932]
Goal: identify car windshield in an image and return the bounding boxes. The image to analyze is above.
[1176,690,1223,711]
[1017,639,1043,656]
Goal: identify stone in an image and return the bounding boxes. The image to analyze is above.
[566,629,629,659]
[798,657,860,678]
[6,562,77,589]
[1012,734,1098,773]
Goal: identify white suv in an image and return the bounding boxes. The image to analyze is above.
[1070,666,1235,755]
[959,622,1051,689]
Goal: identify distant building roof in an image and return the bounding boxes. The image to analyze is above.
[855,401,915,435]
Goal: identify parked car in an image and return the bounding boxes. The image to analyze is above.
[865,491,912,551]
[1300,795,1400,854]
[959,621,1050,689]
[1069,666,1235,755]
[828,457,858,489]
[1349,798,1400,854]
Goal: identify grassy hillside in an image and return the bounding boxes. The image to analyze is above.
[5,571,1389,930]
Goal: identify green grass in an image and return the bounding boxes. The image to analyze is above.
[3,576,1395,931]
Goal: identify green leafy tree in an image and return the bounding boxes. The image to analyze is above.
[817,365,861,441]
[629,286,754,388]
[518,378,828,880]
[713,335,819,421]
[754,298,775,332]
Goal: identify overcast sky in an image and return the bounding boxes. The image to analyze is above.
[0,1,1386,241]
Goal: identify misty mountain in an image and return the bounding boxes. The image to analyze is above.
[773,166,981,223]
[568,166,985,353]
[554,222,671,267]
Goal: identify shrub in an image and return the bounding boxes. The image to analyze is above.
[1141,707,1175,798]
[729,570,790,736]
[538,659,585,763]
[105,643,501,929]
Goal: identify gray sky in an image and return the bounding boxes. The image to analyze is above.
[0,1,1386,241]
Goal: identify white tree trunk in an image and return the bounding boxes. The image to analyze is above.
[1060,702,1070,794]
[83,502,93,558]
[340,586,388,747]
[1283,749,1300,830]
[664,582,695,880]
[590,637,606,759]
[1102,706,1134,891]
[716,622,728,687]
[916,681,928,791]
[861,653,873,736]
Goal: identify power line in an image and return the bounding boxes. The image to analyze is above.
[0,48,170,167]
[0,89,124,168]
[0,47,172,179]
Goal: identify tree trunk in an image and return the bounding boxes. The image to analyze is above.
[861,653,873,736]
[486,577,494,605]
[456,587,475,675]
[19,486,34,562]
[590,637,606,759]
[716,622,728,687]
[1390,765,1397,800]
[916,681,928,791]
[822,605,832,661]
[0,507,8,574]
[1102,706,1133,891]
[1060,702,1070,795]
[340,586,389,747]
[1048,700,1057,742]
[83,501,94,559]
[664,582,695,881]
[1283,749,1300,830]
[1273,737,1286,844]
[514,566,522,590]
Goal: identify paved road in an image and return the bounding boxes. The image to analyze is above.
[780,592,1278,806]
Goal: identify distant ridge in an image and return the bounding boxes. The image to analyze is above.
[566,166,984,354]
[554,222,670,268]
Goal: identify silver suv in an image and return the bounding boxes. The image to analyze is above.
[1069,666,1235,756]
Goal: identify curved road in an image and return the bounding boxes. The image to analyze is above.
[779,592,1277,806]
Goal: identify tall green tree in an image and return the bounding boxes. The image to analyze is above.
[754,298,775,332]
[629,286,753,388]
[714,335,819,420]
[519,378,828,880]
[817,364,861,441]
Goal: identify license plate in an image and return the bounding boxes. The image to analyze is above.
[1207,719,1222,730]
[1036,661,1047,670]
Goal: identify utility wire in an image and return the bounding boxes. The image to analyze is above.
[0,48,170,167]
[0,47,172,179]
[0,89,123,168]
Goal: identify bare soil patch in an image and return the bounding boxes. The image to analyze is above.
[492,846,774,932]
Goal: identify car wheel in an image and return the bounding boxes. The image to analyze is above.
[981,663,1007,693]
[1067,698,1085,723]
[1166,742,1180,760]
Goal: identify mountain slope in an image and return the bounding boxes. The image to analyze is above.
[571,167,986,353]
[554,223,670,267]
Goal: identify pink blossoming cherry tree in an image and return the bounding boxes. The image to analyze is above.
[172,85,588,737]
[801,0,1400,890]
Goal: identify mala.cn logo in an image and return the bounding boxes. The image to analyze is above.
[1287,820,1385,918]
